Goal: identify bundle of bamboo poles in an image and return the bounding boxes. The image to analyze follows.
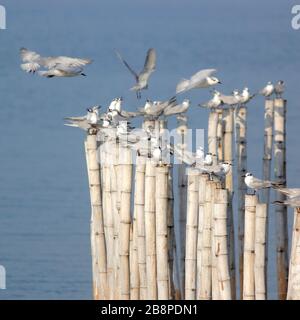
[77,89,300,301]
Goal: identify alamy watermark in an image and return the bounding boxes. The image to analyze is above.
[292,5,300,30]
[0,264,6,289]
[0,5,6,30]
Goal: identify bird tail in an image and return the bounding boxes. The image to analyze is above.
[176,79,189,94]
[64,123,78,128]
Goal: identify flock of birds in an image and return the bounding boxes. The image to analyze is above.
[19,47,298,207]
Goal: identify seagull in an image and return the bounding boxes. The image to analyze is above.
[272,187,300,200]
[176,69,221,94]
[20,48,92,77]
[64,106,101,131]
[219,90,241,106]
[115,48,156,99]
[260,81,274,98]
[239,87,255,105]
[200,162,232,179]
[244,172,281,193]
[199,90,223,109]
[164,99,190,116]
[139,96,177,118]
[274,80,285,98]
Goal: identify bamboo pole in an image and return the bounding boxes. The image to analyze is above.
[235,105,247,298]
[255,203,267,300]
[134,156,147,300]
[223,108,236,298]
[243,194,258,300]
[145,158,157,299]
[199,179,213,300]
[216,109,224,162]
[287,208,300,300]
[196,173,209,299]
[130,218,140,300]
[274,98,288,300]
[167,166,176,299]
[155,165,170,299]
[119,145,133,300]
[208,111,219,156]
[85,131,107,300]
[185,168,199,300]
[177,115,188,299]
[214,188,232,300]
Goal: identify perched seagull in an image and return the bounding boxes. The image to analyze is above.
[219,90,241,106]
[64,106,101,131]
[199,90,223,109]
[176,69,221,94]
[173,145,213,167]
[260,81,274,97]
[200,162,232,179]
[139,96,177,118]
[239,87,255,105]
[274,80,285,98]
[244,172,281,192]
[115,48,156,99]
[272,187,300,200]
[20,48,92,77]
[164,99,190,116]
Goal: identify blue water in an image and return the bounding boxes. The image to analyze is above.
[0,0,299,299]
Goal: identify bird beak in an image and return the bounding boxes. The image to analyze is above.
[218,81,222,84]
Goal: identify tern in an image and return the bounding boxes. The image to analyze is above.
[176,69,221,94]
[115,48,156,99]
[139,96,177,119]
[239,87,255,105]
[64,106,101,131]
[199,90,223,109]
[260,81,274,97]
[164,99,190,116]
[274,80,285,98]
[244,172,281,192]
[20,48,92,77]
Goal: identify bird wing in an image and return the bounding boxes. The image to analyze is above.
[64,119,91,131]
[115,50,138,80]
[164,101,189,116]
[219,94,239,105]
[42,56,92,69]
[274,187,300,198]
[119,110,143,118]
[190,68,217,83]
[141,48,156,74]
[64,116,86,121]
[20,48,41,62]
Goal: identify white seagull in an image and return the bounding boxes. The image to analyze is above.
[200,90,223,109]
[274,80,285,98]
[64,106,101,131]
[239,87,255,105]
[260,81,275,97]
[115,48,156,99]
[219,90,241,106]
[176,68,221,94]
[164,99,190,116]
[139,96,177,118]
[244,172,281,192]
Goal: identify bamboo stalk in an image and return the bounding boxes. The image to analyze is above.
[145,158,157,299]
[208,111,219,156]
[119,145,133,300]
[177,115,188,299]
[85,132,107,300]
[134,156,147,300]
[273,98,288,300]
[214,188,232,300]
[287,208,300,299]
[216,109,224,162]
[235,106,247,298]
[199,179,213,300]
[196,173,209,299]
[130,217,140,300]
[223,108,236,298]
[155,165,170,299]
[185,168,199,300]
[255,203,267,300]
[167,166,176,299]
[243,194,258,300]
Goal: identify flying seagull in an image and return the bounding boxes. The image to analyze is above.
[20,48,92,77]
[176,68,221,94]
[115,48,156,99]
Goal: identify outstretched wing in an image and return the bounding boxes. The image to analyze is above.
[142,48,156,74]
[176,78,190,94]
[20,48,41,62]
[190,68,217,83]
[115,50,138,80]
[42,56,92,70]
